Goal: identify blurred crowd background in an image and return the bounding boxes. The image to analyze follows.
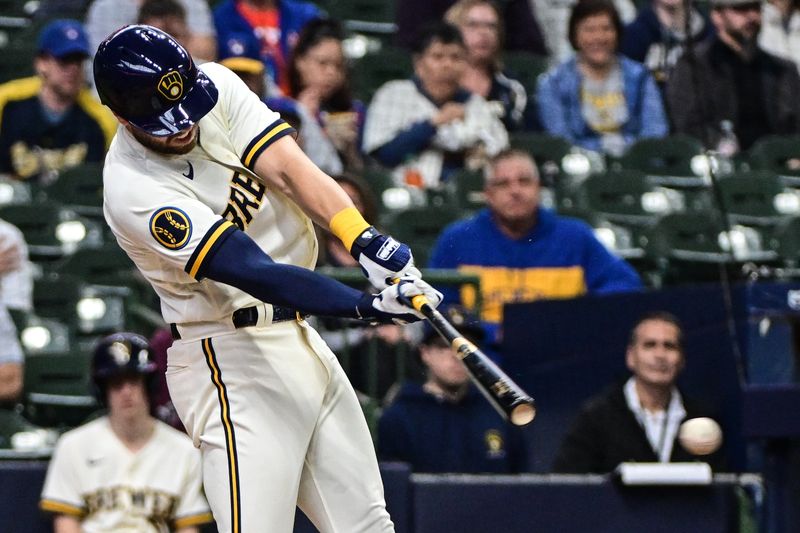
[0,0,798,531]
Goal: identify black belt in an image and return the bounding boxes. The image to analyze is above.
[169,305,302,340]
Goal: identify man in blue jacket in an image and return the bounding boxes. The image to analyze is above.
[429,149,642,343]
[378,304,527,473]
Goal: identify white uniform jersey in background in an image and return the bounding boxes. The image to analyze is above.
[103,62,315,327]
[40,417,211,532]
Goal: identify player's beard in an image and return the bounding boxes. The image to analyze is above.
[128,126,198,155]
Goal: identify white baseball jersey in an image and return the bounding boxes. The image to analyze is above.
[101,61,394,533]
[103,61,317,326]
[40,417,212,532]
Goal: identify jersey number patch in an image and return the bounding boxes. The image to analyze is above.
[150,207,192,250]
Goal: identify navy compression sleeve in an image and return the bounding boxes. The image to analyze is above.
[201,226,367,318]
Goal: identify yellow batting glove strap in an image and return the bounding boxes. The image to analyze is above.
[329,206,371,251]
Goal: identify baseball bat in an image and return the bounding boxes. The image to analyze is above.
[408,293,536,427]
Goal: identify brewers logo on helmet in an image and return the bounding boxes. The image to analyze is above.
[93,25,218,136]
[91,332,158,404]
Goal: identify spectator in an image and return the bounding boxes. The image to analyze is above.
[553,312,726,473]
[86,0,217,63]
[213,0,322,96]
[0,311,24,405]
[0,219,33,316]
[363,22,508,192]
[428,149,641,342]
[667,0,800,152]
[378,304,527,473]
[759,0,800,71]
[536,0,669,156]
[0,19,116,183]
[396,0,548,54]
[0,220,31,407]
[621,0,714,91]
[40,333,213,531]
[444,0,528,131]
[137,0,191,50]
[219,31,268,97]
[531,0,637,65]
[288,18,365,173]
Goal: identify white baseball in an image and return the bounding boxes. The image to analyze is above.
[678,417,723,456]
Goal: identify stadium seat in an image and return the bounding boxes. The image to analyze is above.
[0,409,39,450]
[450,168,486,213]
[0,201,104,262]
[51,242,137,287]
[508,132,573,186]
[644,212,778,284]
[352,46,413,102]
[580,169,683,226]
[23,351,97,429]
[615,135,706,185]
[361,165,396,213]
[716,170,798,226]
[772,216,800,268]
[35,161,104,214]
[747,135,800,182]
[33,273,130,337]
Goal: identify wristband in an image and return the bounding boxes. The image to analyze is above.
[329,207,371,252]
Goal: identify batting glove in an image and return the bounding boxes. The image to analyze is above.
[356,277,443,325]
[350,226,420,290]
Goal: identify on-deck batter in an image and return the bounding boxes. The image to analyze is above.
[92,25,441,533]
[40,333,212,532]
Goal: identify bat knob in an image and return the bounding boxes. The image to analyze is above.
[510,402,536,427]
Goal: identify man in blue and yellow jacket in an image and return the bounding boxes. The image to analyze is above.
[0,19,115,182]
[429,148,642,342]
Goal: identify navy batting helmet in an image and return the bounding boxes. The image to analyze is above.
[91,332,158,404]
[93,24,218,136]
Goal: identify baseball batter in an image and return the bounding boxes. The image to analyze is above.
[40,333,212,533]
[92,26,441,533]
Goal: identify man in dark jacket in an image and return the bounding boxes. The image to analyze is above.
[378,305,527,473]
[667,0,800,151]
[553,311,726,473]
[621,0,713,91]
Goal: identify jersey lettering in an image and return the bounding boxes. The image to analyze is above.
[83,486,177,524]
[222,172,266,230]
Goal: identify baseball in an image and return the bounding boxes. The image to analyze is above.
[678,417,723,456]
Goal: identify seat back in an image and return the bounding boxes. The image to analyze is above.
[747,135,800,181]
[617,135,706,187]
[23,351,97,429]
[717,170,789,225]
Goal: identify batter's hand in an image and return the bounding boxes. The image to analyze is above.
[350,226,420,289]
[356,277,443,325]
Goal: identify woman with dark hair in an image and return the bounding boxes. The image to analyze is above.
[288,18,365,172]
[536,0,668,155]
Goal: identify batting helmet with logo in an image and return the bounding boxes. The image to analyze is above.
[91,332,158,405]
[93,24,218,136]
